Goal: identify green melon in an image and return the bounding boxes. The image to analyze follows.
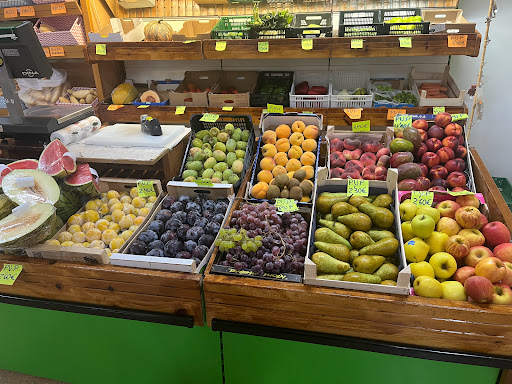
[2,169,60,206]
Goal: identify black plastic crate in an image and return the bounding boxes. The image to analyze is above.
[249,27,291,39]
[176,114,255,193]
[380,8,430,35]
[339,9,381,37]
[210,16,252,40]
[289,12,332,38]
[250,71,294,107]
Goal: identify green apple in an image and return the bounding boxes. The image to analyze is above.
[404,237,430,263]
[410,261,435,278]
[413,276,443,298]
[429,252,457,279]
[441,281,467,301]
[401,221,415,242]
[425,231,449,255]
[417,206,441,224]
[411,214,435,239]
[399,199,418,222]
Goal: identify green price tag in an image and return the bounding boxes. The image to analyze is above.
[451,113,469,121]
[347,179,369,197]
[0,264,22,286]
[137,105,150,109]
[215,41,226,51]
[200,113,220,122]
[394,115,413,128]
[195,179,214,187]
[352,120,370,132]
[302,111,314,114]
[267,103,284,113]
[258,41,269,53]
[301,38,313,50]
[433,107,445,114]
[222,106,233,111]
[351,39,363,49]
[411,191,434,207]
[399,37,412,48]
[175,106,186,115]
[137,180,156,197]
[275,198,298,212]
[96,44,106,56]
[449,190,475,196]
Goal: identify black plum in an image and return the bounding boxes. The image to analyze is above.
[202,210,213,220]
[212,214,225,224]
[186,202,201,213]
[172,211,187,224]
[155,209,173,223]
[164,239,183,256]
[194,217,208,228]
[129,240,146,255]
[198,234,214,247]
[176,224,191,241]
[148,240,165,250]
[186,226,204,242]
[138,230,159,244]
[170,201,184,213]
[205,221,221,236]
[147,248,164,257]
[187,210,200,226]
[147,220,164,236]
[160,230,177,244]
[203,200,215,212]
[165,218,182,232]
[184,240,198,253]
[178,195,191,205]
[176,251,192,259]
[161,196,175,210]
[192,245,209,260]
[214,201,228,214]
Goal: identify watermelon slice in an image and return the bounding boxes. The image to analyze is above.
[39,140,77,178]
[64,163,100,198]
[0,159,38,185]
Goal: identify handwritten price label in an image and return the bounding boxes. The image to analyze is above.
[137,180,156,197]
[107,104,124,111]
[275,198,298,212]
[4,7,17,18]
[344,108,362,119]
[50,2,66,14]
[433,107,445,115]
[399,37,412,48]
[448,34,468,48]
[351,39,363,49]
[267,103,283,114]
[387,109,406,120]
[258,41,269,53]
[215,41,226,51]
[175,106,186,115]
[200,113,219,122]
[347,179,369,197]
[352,120,370,132]
[301,38,313,50]
[96,44,106,55]
[20,6,35,16]
[195,179,214,187]
[449,190,475,197]
[0,264,22,286]
[43,47,50,57]
[394,114,412,128]
[451,113,468,122]
[222,106,233,111]
[411,191,434,207]
[49,46,65,57]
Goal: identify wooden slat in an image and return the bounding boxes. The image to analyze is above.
[0,1,81,21]
[86,41,203,61]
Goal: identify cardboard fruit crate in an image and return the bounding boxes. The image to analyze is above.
[409,66,466,108]
[169,70,221,107]
[422,8,476,34]
[25,178,163,264]
[209,71,258,108]
[304,168,411,295]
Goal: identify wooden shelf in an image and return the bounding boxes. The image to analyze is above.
[0,1,81,21]
[85,34,481,62]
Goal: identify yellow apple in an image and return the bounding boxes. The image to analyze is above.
[425,231,449,255]
[399,200,418,222]
[441,281,467,301]
[417,206,441,224]
[410,261,435,278]
[404,237,430,263]
[429,252,457,279]
[401,221,415,242]
[413,276,443,298]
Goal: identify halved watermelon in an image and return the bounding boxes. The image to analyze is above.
[2,169,60,206]
[0,159,39,185]
[64,163,100,198]
[39,140,77,178]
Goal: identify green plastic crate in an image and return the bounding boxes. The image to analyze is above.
[493,177,512,212]
[210,16,253,39]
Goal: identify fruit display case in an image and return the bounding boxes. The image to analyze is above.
[250,71,294,108]
[210,16,252,40]
[329,71,373,109]
[175,114,255,193]
[409,66,466,108]
[338,10,381,37]
[111,181,234,273]
[304,168,410,295]
[289,12,332,39]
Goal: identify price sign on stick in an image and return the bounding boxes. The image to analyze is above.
[347,179,369,197]
[411,191,434,207]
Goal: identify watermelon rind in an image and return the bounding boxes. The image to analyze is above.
[38,140,76,178]
[54,189,82,222]
[64,163,100,198]
[0,194,15,220]
[2,169,60,206]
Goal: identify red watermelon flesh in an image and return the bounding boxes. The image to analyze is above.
[64,163,100,197]
[39,140,77,178]
[0,159,38,185]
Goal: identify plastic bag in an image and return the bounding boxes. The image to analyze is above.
[18,69,70,108]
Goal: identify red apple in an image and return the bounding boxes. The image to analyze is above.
[465,246,494,267]
[431,178,449,189]
[464,276,494,303]
[492,283,512,305]
[454,266,475,285]
[377,155,390,168]
[419,130,428,143]
[445,158,466,173]
[345,160,364,173]
[330,167,344,178]
[427,125,446,140]
[437,217,461,236]
[493,243,512,263]
[435,112,453,128]
[458,228,486,247]
[329,138,344,153]
[330,151,346,168]
[447,172,467,188]
[437,200,461,219]
[412,119,428,131]
[475,257,507,283]
[343,138,361,150]
[455,146,467,159]
[500,262,512,286]
[436,147,455,164]
[455,206,482,229]
[429,165,448,180]
[376,147,390,159]
[426,138,443,152]
[413,143,428,162]
[416,177,431,190]
[362,140,383,153]
[442,136,459,150]
[421,152,440,169]
[446,235,471,259]
[482,222,512,249]
[455,194,480,208]
[478,214,489,230]
[360,152,377,167]
[444,123,463,137]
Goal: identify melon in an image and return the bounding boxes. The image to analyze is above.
[0,159,38,185]
[0,194,14,220]
[2,169,60,206]
[0,203,55,249]
[39,140,77,178]
[140,90,160,104]
[64,163,100,198]
[43,214,64,242]
[112,83,138,105]
[54,189,82,222]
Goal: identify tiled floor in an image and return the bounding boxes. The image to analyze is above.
[0,370,66,384]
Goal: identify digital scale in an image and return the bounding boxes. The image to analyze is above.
[0,21,92,138]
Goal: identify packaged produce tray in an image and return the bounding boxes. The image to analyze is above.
[176,114,255,194]
[339,10,380,37]
[290,71,330,109]
[35,16,87,47]
[289,12,332,38]
[209,71,258,108]
[250,71,294,108]
[379,8,430,36]
[111,181,234,273]
[26,177,163,264]
[304,168,411,295]
[210,16,252,40]
[371,79,419,108]
[409,66,466,108]
[169,70,221,108]
[56,87,99,108]
[330,71,372,109]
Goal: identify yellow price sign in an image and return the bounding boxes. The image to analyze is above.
[137,180,156,197]
[200,113,220,122]
[301,38,313,50]
[344,108,362,120]
[449,190,475,197]
[411,191,434,207]
[387,109,406,120]
[0,264,22,286]
[448,34,468,48]
[351,39,363,49]
[215,41,226,51]
[96,44,106,56]
[275,198,298,212]
[394,115,412,128]
[347,179,369,197]
[433,107,445,115]
[267,104,283,114]
[258,41,269,53]
[399,37,412,48]
[222,106,233,111]
[195,179,214,187]
[175,106,186,115]
[302,111,314,114]
[352,120,370,132]
[137,105,150,109]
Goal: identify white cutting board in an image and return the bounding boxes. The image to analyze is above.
[84,123,187,148]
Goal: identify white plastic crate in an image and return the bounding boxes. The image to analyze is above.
[330,71,373,109]
[289,71,330,109]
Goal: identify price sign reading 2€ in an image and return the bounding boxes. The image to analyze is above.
[137,180,156,197]
[347,179,369,197]
[411,191,434,207]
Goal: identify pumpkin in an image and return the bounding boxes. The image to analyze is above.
[112,83,138,105]
[144,20,173,41]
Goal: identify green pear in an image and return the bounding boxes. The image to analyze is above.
[337,213,372,232]
[317,274,345,281]
[315,242,350,262]
[374,263,399,281]
[368,230,395,242]
[317,219,352,240]
[311,252,351,274]
[348,195,368,207]
[332,202,359,217]
[380,280,397,286]
[372,194,393,208]
[358,202,394,229]
[353,255,385,274]
[342,272,381,284]
[314,228,352,249]
[316,193,349,214]
[359,238,399,257]
[349,250,360,263]
[349,231,374,249]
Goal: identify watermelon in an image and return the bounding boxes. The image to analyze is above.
[54,189,82,222]
[0,159,38,185]
[64,163,100,198]
[39,139,77,178]
[2,169,60,206]
[0,194,14,220]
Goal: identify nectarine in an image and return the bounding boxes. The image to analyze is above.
[276,138,291,153]
[262,130,277,145]
[251,182,268,199]
[290,132,305,147]
[272,165,287,177]
[257,170,273,184]
[291,120,306,133]
[274,152,288,166]
[286,158,302,172]
[275,125,291,139]
[302,139,317,152]
[303,125,319,139]
[300,151,316,166]
[261,144,277,158]
[260,157,276,171]
[288,145,303,159]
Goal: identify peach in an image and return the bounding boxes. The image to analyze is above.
[300,165,314,179]
[304,125,319,139]
[302,138,317,152]
[289,132,305,147]
[251,182,269,199]
[276,138,291,153]
[276,124,291,139]
[291,120,306,133]
[272,165,287,177]
[262,130,277,145]
[300,151,316,166]
[257,170,273,184]
[274,152,288,166]
[260,157,276,171]
[288,145,303,159]
[286,158,302,172]
[261,144,277,158]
